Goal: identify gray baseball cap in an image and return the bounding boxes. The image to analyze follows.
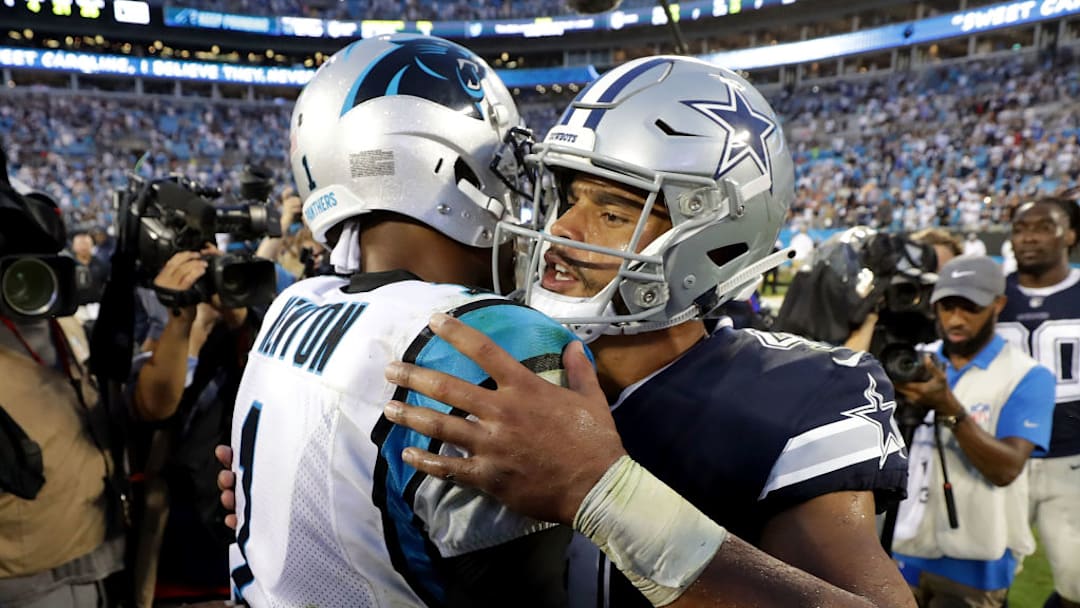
[931,255,1005,307]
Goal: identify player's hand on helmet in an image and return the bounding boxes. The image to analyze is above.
[215,444,237,530]
[383,313,626,526]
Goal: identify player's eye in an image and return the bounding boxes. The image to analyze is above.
[601,211,631,225]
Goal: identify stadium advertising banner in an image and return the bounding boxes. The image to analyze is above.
[161,0,799,40]
[705,0,1080,70]
[0,46,599,87]
[0,46,315,85]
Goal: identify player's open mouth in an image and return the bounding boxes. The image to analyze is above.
[542,251,581,291]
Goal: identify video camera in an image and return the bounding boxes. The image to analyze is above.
[0,179,79,321]
[117,173,280,309]
[864,235,940,383]
[775,227,939,383]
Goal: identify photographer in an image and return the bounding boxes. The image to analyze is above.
[129,247,260,606]
[253,187,330,286]
[0,169,125,606]
[891,256,1056,607]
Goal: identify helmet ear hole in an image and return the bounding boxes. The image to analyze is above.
[707,242,749,267]
[454,157,481,189]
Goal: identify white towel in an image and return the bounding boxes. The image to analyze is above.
[330,219,361,274]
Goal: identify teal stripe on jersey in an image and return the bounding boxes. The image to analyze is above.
[375,300,584,603]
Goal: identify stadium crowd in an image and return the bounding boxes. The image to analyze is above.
[5,52,1080,238]
[3,27,1079,607]
[167,0,657,21]
[778,51,1080,232]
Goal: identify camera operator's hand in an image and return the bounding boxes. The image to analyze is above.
[153,250,210,319]
[256,188,303,262]
[894,354,965,418]
[280,188,303,236]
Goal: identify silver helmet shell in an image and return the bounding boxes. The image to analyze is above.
[291,34,523,248]
[499,56,795,340]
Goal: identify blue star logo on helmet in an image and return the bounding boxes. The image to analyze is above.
[341,37,487,119]
[682,85,777,181]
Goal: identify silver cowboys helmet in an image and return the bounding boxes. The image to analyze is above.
[291,33,523,248]
[496,56,795,341]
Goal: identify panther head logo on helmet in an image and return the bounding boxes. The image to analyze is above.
[290,34,524,252]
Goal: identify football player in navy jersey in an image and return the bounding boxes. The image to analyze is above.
[383,56,915,607]
[225,34,582,607]
[998,197,1080,608]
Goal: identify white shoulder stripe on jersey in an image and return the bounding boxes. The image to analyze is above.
[758,445,900,500]
[758,417,904,499]
[782,417,865,452]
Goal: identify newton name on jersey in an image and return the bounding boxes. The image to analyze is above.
[254,296,366,375]
[230,271,579,607]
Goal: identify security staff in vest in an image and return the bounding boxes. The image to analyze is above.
[0,167,125,605]
[890,255,1056,607]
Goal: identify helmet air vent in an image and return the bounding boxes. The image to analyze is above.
[707,242,749,267]
[454,157,481,189]
[654,119,698,137]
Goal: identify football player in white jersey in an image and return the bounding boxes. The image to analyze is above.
[999,197,1080,608]
[228,34,580,607]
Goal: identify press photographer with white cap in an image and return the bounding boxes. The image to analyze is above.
[890,255,1057,606]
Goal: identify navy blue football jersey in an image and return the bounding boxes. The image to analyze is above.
[999,269,1080,458]
[567,327,909,608]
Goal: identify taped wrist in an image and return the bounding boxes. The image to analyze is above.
[573,456,728,607]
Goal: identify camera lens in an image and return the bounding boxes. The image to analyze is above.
[2,257,59,317]
[880,343,930,383]
[220,264,248,296]
[886,281,922,312]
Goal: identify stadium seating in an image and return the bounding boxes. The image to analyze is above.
[4,51,1079,235]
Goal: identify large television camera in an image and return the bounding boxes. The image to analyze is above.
[0,179,79,321]
[118,174,280,309]
[775,227,939,383]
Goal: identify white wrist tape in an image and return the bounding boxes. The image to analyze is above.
[573,456,728,606]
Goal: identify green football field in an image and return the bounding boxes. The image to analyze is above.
[1010,535,1054,608]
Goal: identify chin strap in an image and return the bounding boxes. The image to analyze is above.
[714,246,795,301]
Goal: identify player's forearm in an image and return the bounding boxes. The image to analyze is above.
[674,534,886,608]
[578,457,915,608]
[134,311,193,421]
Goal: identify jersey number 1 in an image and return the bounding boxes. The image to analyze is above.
[231,401,262,600]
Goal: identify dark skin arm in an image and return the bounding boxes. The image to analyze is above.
[895,354,1035,486]
[381,314,915,607]
[758,491,913,607]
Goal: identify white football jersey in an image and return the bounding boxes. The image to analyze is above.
[230,272,576,607]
